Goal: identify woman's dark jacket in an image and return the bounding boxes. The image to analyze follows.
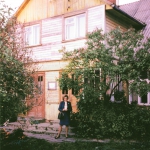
[58,101,72,114]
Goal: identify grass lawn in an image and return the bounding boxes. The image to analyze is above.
[1,137,150,150]
[1,128,150,150]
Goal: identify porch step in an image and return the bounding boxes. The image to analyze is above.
[17,116,45,124]
[49,120,59,125]
[2,120,76,138]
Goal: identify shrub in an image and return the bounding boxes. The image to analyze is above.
[70,100,150,141]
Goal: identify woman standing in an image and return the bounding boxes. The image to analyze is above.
[55,95,72,139]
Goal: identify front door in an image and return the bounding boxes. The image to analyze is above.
[27,72,45,118]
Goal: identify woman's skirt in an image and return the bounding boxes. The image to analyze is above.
[59,111,70,126]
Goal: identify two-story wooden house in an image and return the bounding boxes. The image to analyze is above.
[15,0,145,121]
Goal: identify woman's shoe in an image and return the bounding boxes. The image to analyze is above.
[65,135,68,138]
[55,134,60,139]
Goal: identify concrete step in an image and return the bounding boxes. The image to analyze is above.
[26,123,75,132]
[49,120,59,125]
[7,122,22,128]
[3,120,76,138]
[24,129,75,138]
[17,116,45,124]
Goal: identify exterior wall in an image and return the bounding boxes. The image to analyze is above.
[106,13,129,32]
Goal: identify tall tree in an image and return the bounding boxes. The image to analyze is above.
[0,1,37,124]
[58,28,150,110]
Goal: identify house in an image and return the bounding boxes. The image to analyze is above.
[15,0,145,121]
[119,0,150,106]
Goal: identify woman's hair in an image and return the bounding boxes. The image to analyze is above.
[63,95,68,100]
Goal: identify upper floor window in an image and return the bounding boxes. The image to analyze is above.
[65,13,86,40]
[24,24,40,46]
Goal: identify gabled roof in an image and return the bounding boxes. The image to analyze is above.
[14,0,145,30]
[14,0,30,17]
[106,4,145,30]
[120,0,150,38]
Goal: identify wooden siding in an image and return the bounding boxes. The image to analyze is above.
[29,5,105,62]
[106,13,130,32]
[88,5,105,33]
[17,0,105,22]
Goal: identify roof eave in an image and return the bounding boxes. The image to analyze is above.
[107,4,146,29]
[14,0,30,17]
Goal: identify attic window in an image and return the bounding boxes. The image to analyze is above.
[24,24,40,46]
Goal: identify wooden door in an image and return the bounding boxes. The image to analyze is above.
[27,73,45,118]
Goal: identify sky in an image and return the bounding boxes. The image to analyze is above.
[4,0,24,9]
[3,0,140,9]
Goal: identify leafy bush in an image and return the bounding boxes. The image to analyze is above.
[71,100,150,141]
[0,1,37,125]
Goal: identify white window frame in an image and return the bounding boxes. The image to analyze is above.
[129,92,150,106]
[129,80,150,105]
[65,13,86,40]
[24,24,40,46]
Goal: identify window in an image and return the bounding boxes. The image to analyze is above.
[141,94,147,103]
[129,92,150,105]
[24,24,40,46]
[60,73,68,94]
[84,69,101,90]
[62,86,68,94]
[72,74,79,95]
[140,69,150,80]
[138,93,150,105]
[65,13,86,40]
[110,73,123,102]
[38,76,43,94]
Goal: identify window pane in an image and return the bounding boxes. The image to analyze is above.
[62,86,68,94]
[77,14,85,37]
[24,24,40,46]
[95,70,100,89]
[33,25,40,45]
[141,94,147,103]
[66,24,75,40]
[38,76,43,94]
[25,27,32,45]
[140,70,147,79]
[66,17,74,24]
[65,17,75,40]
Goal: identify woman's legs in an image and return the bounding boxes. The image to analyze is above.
[65,126,69,137]
[55,125,62,139]
[58,125,62,135]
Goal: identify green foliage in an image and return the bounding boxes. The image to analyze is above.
[114,90,125,101]
[71,102,150,140]
[59,27,150,101]
[0,1,37,124]
[59,27,150,140]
